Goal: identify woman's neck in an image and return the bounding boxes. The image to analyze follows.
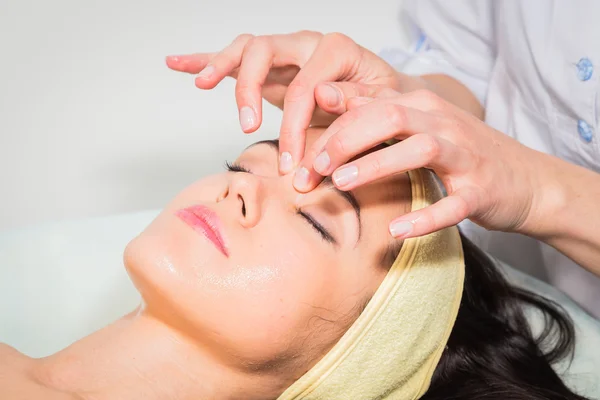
[32,308,286,400]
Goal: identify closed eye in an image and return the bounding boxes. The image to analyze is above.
[225,159,337,247]
[225,161,252,174]
[296,209,337,246]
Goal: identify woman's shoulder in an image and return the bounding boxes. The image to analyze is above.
[0,344,80,400]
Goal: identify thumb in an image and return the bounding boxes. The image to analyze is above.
[314,82,388,114]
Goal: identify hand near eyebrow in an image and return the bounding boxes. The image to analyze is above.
[294,88,545,240]
[296,87,600,278]
[165,31,428,174]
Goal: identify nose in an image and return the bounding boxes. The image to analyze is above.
[226,172,263,228]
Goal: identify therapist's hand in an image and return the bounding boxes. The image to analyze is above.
[294,88,543,239]
[165,31,428,173]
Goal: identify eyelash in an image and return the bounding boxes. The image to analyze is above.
[225,161,252,174]
[296,209,336,245]
[224,160,336,245]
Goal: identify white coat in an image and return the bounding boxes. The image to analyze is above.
[387,0,600,317]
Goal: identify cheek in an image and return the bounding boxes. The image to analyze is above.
[124,189,361,368]
[206,229,338,343]
[124,174,227,292]
[221,254,350,366]
[123,210,221,319]
[124,212,342,363]
[123,176,227,323]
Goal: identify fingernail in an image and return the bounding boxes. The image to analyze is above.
[389,221,413,238]
[166,55,180,62]
[293,167,310,190]
[197,65,215,79]
[313,151,331,174]
[239,106,256,132]
[332,165,358,187]
[279,152,293,174]
[321,84,342,107]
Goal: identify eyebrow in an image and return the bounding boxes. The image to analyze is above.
[321,176,362,241]
[249,139,362,242]
[247,139,280,151]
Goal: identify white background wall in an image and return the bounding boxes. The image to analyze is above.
[0,0,407,231]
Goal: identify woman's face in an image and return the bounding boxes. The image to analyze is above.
[124,128,411,375]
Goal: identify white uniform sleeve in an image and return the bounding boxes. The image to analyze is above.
[393,0,496,106]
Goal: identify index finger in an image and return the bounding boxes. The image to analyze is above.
[278,33,362,174]
[166,53,217,74]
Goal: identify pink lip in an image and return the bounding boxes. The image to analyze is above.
[175,205,229,257]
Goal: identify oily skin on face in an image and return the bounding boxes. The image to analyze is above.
[1,128,411,400]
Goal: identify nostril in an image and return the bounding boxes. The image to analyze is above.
[239,195,246,217]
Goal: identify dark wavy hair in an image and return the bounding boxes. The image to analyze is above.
[422,233,589,400]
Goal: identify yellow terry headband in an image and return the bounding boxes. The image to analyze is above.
[278,168,465,400]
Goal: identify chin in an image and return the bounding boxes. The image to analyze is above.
[122,214,225,331]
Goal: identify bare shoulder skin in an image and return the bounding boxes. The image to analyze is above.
[0,344,80,400]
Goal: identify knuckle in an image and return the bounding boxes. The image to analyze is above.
[436,117,454,133]
[383,103,408,129]
[247,35,270,50]
[413,89,443,108]
[285,79,311,102]
[329,134,348,156]
[323,32,353,46]
[234,33,254,44]
[438,117,465,143]
[451,119,467,139]
[292,30,323,60]
[337,108,360,129]
[304,146,322,162]
[219,54,239,69]
[296,30,323,41]
[235,81,259,99]
[368,157,383,175]
[454,196,470,220]
[417,134,441,161]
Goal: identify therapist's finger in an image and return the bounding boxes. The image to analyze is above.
[166,53,217,74]
[300,89,399,168]
[330,135,470,191]
[235,35,313,133]
[294,99,386,191]
[315,104,440,176]
[346,96,375,110]
[260,82,335,128]
[341,88,445,115]
[381,89,448,114]
[388,187,477,239]
[294,104,438,192]
[278,33,363,174]
[314,82,388,115]
[292,100,372,191]
[345,88,400,110]
[194,34,254,90]
[234,37,276,133]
